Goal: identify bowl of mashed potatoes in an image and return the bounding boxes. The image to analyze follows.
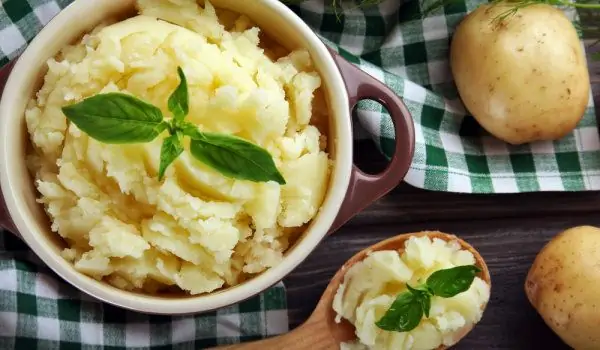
[0,0,414,314]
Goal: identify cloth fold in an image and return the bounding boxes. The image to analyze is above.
[0,231,289,349]
[287,0,599,193]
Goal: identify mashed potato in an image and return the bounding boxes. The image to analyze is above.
[25,0,331,295]
[333,236,490,350]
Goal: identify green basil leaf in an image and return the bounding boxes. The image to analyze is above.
[61,92,164,144]
[418,294,431,318]
[406,283,431,296]
[168,66,189,121]
[179,121,204,140]
[375,291,423,332]
[158,133,184,181]
[155,121,170,135]
[426,265,481,298]
[189,132,285,184]
[406,284,432,318]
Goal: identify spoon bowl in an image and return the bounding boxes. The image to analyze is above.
[213,231,491,350]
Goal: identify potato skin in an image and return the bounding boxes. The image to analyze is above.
[525,226,600,350]
[450,3,590,145]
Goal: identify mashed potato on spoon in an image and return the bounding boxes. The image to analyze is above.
[25,0,331,295]
[333,236,490,350]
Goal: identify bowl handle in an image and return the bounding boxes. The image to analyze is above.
[0,60,20,234]
[327,49,415,234]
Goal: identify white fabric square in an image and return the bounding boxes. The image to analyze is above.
[264,310,288,336]
[585,174,600,190]
[172,317,196,343]
[491,175,519,193]
[529,141,556,154]
[302,0,326,13]
[440,130,465,153]
[0,268,17,292]
[538,174,565,191]
[37,316,60,341]
[389,65,406,78]
[413,122,425,144]
[403,80,426,104]
[427,60,451,85]
[0,312,17,336]
[405,167,426,188]
[447,172,472,193]
[80,322,104,345]
[0,25,26,56]
[422,15,448,41]
[35,274,60,299]
[357,110,383,137]
[339,34,366,56]
[575,127,600,152]
[33,2,61,25]
[216,314,241,338]
[126,322,151,347]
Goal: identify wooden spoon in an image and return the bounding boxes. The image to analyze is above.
[213,231,491,350]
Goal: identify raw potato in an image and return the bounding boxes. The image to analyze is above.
[525,226,600,350]
[450,3,590,145]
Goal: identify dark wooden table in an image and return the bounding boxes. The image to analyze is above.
[283,11,600,350]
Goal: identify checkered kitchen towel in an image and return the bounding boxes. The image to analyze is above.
[1,0,599,194]
[0,231,289,349]
[290,0,599,193]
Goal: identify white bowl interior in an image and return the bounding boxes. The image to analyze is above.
[0,0,352,314]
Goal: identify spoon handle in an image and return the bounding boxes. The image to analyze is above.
[212,313,339,350]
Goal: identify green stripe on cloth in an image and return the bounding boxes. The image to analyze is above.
[288,0,599,193]
[1,0,599,194]
[0,231,289,349]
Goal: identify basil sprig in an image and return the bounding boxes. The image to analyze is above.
[61,67,286,183]
[375,265,481,333]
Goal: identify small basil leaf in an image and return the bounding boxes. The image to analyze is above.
[375,292,423,332]
[158,133,184,180]
[406,283,431,296]
[179,121,204,140]
[168,66,189,121]
[426,265,481,298]
[406,284,432,318]
[155,121,170,135]
[419,294,431,318]
[61,92,163,143]
[189,132,285,184]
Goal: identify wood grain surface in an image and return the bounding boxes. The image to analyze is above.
[282,11,600,350]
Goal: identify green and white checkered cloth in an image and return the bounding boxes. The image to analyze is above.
[286,0,599,193]
[0,231,289,349]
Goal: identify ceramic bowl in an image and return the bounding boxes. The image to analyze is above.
[0,0,415,314]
